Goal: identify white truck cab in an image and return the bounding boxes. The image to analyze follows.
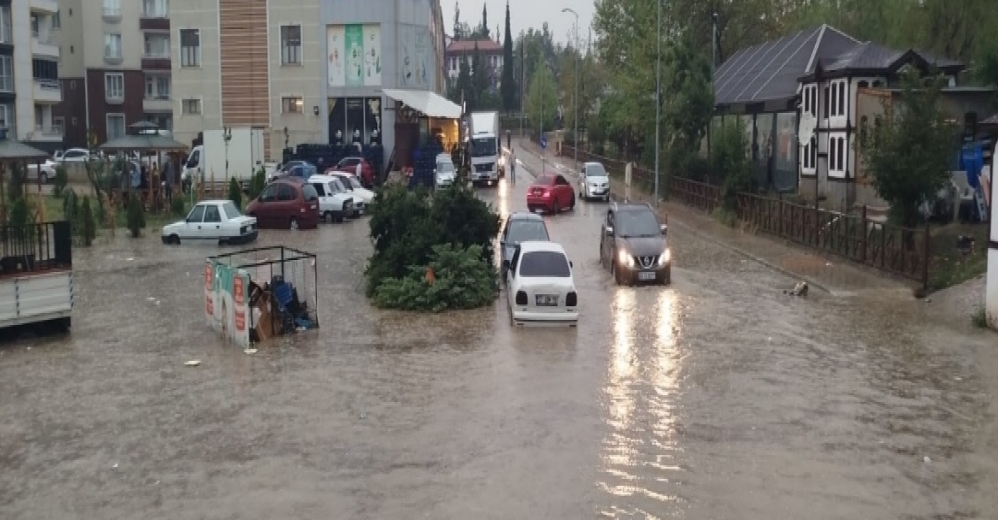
[468,111,501,186]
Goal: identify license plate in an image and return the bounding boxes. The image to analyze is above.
[535,294,558,306]
[638,271,656,281]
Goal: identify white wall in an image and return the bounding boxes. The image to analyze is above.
[12,0,33,140]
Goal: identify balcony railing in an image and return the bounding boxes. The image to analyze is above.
[142,10,168,18]
[35,125,63,136]
[102,7,121,20]
[142,51,170,59]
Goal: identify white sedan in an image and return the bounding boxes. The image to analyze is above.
[329,171,375,214]
[504,241,579,327]
[26,159,57,184]
[161,200,258,245]
[577,161,611,202]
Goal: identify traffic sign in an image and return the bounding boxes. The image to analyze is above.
[540,136,547,150]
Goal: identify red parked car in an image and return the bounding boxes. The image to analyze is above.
[328,157,374,188]
[527,174,576,214]
[245,178,321,230]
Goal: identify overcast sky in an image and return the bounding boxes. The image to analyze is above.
[442,0,596,46]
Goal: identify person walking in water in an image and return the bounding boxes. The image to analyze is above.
[508,148,516,186]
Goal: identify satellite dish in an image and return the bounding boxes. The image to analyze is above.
[798,112,817,145]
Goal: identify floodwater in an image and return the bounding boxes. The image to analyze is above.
[1,148,997,520]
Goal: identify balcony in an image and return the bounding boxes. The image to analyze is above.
[33,79,61,104]
[29,0,58,14]
[102,7,121,22]
[31,125,63,141]
[31,35,59,59]
[143,97,172,113]
[141,54,171,71]
[139,17,170,31]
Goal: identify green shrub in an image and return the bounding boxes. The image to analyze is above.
[126,194,146,238]
[373,244,498,312]
[171,197,186,216]
[7,163,25,201]
[712,118,752,212]
[8,196,31,240]
[228,177,242,208]
[80,196,96,246]
[248,164,267,200]
[365,183,500,306]
[53,165,68,197]
[62,189,80,235]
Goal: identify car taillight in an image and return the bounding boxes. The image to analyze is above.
[566,292,577,307]
[515,291,527,305]
[542,189,550,198]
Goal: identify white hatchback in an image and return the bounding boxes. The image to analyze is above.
[504,241,579,327]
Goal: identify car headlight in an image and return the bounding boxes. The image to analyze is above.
[659,248,671,265]
[617,249,633,267]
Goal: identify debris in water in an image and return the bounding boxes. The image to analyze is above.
[112,463,118,469]
[184,360,201,367]
[784,281,809,296]
[126,257,134,262]
[244,348,258,355]
[923,456,931,464]
[359,412,367,420]
[147,297,156,301]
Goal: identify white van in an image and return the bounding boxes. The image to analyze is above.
[307,174,356,223]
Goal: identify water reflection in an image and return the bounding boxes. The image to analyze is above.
[651,289,680,452]
[605,289,636,470]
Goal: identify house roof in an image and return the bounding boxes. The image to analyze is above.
[804,42,965,79]
[446,39,502,54]
[713,24,858,107]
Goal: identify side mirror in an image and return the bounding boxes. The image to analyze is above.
[569,261,574,268]
[661,224,668,235]
[502,259,510,270]
[605,226,614,236]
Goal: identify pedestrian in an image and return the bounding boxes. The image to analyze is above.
[508,148,516,186]
[163,157,174,204]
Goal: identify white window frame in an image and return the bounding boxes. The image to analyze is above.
[179,28,201,68]
[0,55,11,93]
[280,24,302,65]
[142,0,169,18]
[834,79,847,117]
[104,72,124,102]
[103,0,121,18]
[143,33,170,59]
[281,96,304,114]
[104,33,122,60]
[0,6,11,45]
[145,73,170,100]
[106,113,126,140]
[181,98,202,115]
[53,116,64,135]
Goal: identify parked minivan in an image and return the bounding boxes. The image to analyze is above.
[308,174,355,223]
[245,178,321,230]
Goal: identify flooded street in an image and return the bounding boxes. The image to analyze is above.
[2,150,998,519]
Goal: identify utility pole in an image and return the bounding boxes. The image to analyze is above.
[712,12,718,76]
[562,8,579,173]
[654,0,661,206]
[520,45,525,139]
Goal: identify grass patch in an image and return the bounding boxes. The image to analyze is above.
[712,206,738,228]
[971,307,989,329]
[926,222,989,293]
[38,193,189,233]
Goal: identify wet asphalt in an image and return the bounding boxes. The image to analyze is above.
[1,147,998,519]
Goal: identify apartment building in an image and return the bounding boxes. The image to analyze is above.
[53,0,172,148]
[444,38,502,90]
[171,0,446,163]
[0,0,62,153]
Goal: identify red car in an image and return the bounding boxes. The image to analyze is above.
[328,157,374,188]
[245,178,321,230]
[527,173,576,214]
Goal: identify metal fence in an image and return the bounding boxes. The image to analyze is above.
[0,221,73,276]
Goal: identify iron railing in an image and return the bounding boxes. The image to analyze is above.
[0,221,72,276]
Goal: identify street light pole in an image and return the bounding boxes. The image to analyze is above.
[654,0,661,206]
[562,7,579,173]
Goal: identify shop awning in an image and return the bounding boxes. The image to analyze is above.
[382,89,462,119]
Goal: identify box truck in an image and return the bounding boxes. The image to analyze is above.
[468,111,501,186]
[182,127,267,190]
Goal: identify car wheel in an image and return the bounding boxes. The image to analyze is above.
[568,193,576,211]
[335,215,345,223]
[40,172,48,184]
[604,195,610,203]
[552,199,560,214]
[611,260,621,285]
[662,266,672,285]
[169,234,180,245]
[323,211,333,223]
[289,217,299,230]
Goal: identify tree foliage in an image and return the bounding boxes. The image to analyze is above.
[712,118,752,211]
[126,194,146,238]
[372,243,498,312]
[227,177,242,209]
[525,64,558,132]
[860,68,955,228]
[365,183,500,306]
[500,1,516,113]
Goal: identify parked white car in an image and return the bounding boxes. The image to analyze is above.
[578,161,611,202]
[307,174,355,223]
[56,148,91,164]
[161,200,258,245]
[435,155,457,189]
[26,159,57,184]
[504,241,579,327]
[329,171,375,214]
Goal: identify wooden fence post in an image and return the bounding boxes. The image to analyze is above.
[861,205,868,263]
[778,192,783,237]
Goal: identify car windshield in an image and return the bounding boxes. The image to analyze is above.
[221,202,241,219]
[437,161,455,174]
[471,137,496,157]
[506,220,549,244]
[616,210,661,238]
[519,251,571,277]
[586,164,607,177]
[342,176,362,190]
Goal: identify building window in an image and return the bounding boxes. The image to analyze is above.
[0,56,11,92]
[282,96,303,113]
[144,33,170,58]
[106,113,125,140]
[53,10,60,29]
[35,105,44,131]
[30,14,38,37]
[838,81,846,117]
[0,6,9,45]
[143,0,169,18]
[182,98,201,115]
[32,59,59,81]
[103,0,121,18]
[838,137,845,173]
[858,80,869,89]
[105,73,124,102]
[0,104,10,133]
[105,33,122,60]
[180,29,200,67]
[803,85,817,118]
[145,74,170,99]
[280,25,302,65]
[824,85,831,119]
[53,117,64,135]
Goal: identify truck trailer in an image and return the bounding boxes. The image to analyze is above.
[468,111,502,186]
[182,127,268,191]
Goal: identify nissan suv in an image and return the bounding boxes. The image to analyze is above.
[599,202,671,285]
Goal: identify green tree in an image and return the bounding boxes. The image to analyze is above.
[480,3,489,39]
[126,194,146,238]
[861,68,955,228]
[712,118,752,212]
[227,177,242,208]
[7,163,25,201]
[525,64,558,133]
[470,42,490,110]
[53,165,68,198]
[80,195,96,247]
[500,1,516,113]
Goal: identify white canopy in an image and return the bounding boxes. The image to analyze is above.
[382,89,462,119]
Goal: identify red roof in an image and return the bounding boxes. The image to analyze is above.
[446,39,502,54]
